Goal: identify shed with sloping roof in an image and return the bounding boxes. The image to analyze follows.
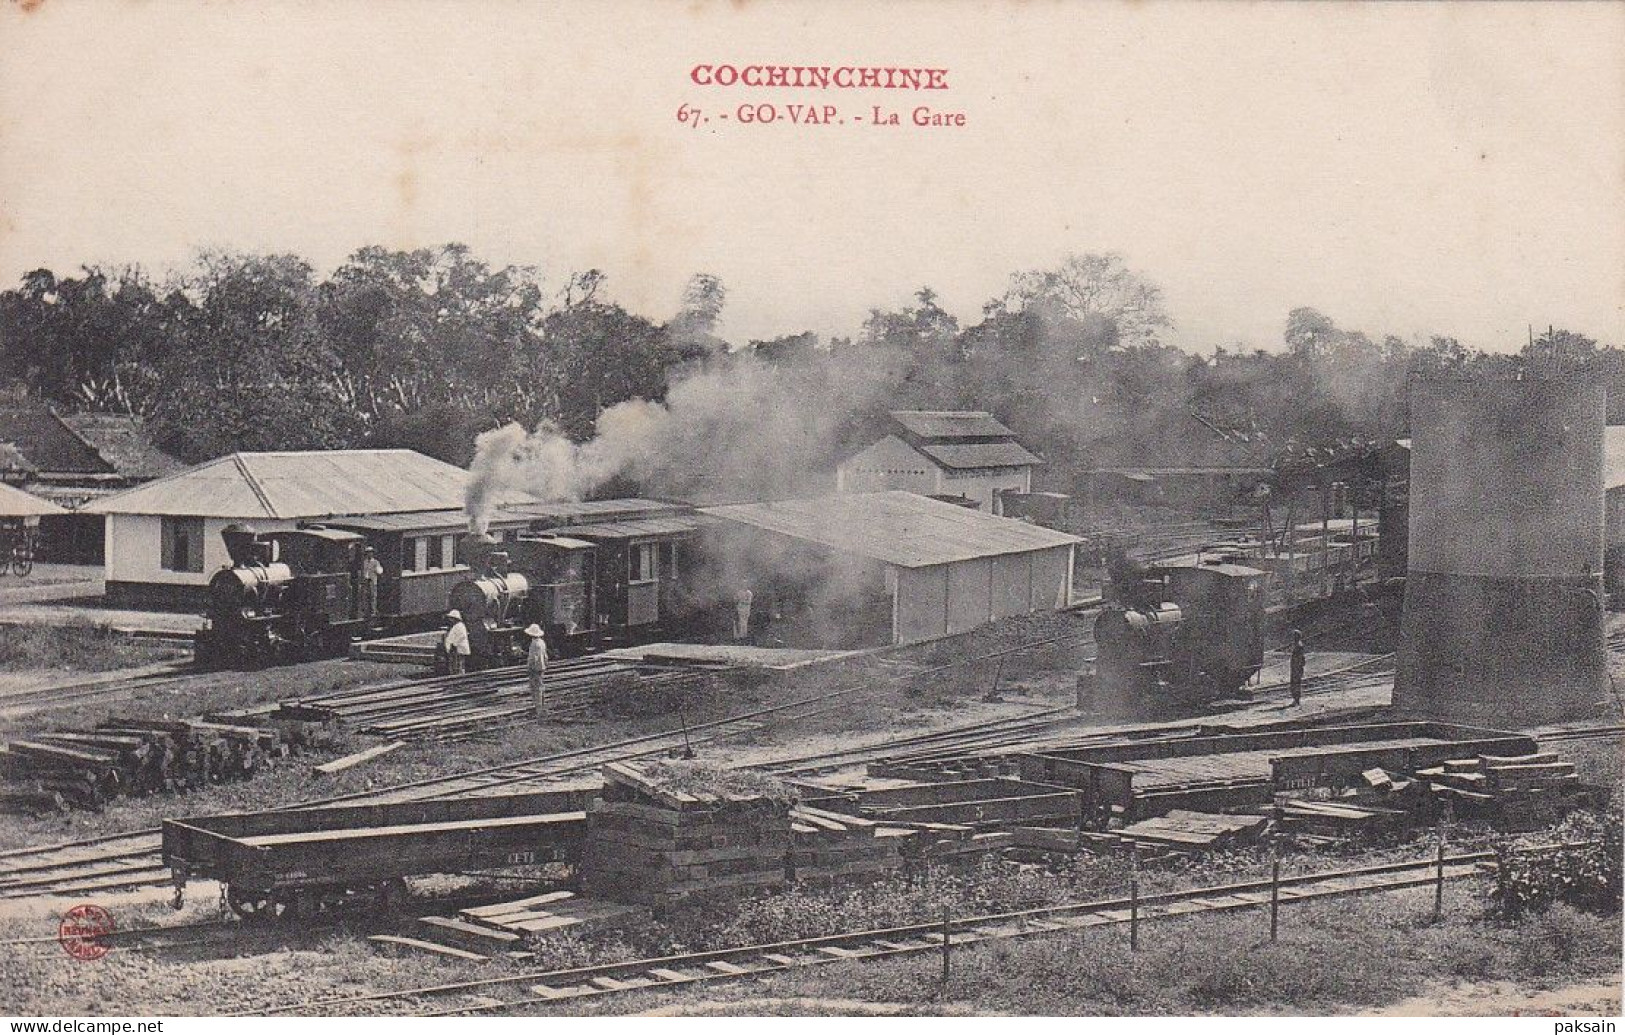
[836,410,1040,513]
[702,491,1079,646]
[82,449,535,609]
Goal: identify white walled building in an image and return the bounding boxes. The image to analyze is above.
[83,449,503,609]
[835,411,1039,513]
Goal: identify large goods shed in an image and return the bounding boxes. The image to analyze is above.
[702,491,1079,646]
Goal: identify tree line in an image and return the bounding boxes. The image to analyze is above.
[0,245,1617,483]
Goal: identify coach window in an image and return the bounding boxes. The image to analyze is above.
[440,534,456,569]
[408,536,430,573]
[629,542,657,583]
[160,516,205,573]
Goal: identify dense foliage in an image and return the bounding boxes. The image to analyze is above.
[1,246,1617,478]
[1493,808,1624,918]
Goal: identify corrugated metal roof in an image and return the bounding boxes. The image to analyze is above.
[500,498,685,525]
[557,516,707,540]
[83,449,533,519]
[1606,427,1625,491]
[918,441,1042,470]
[703,491,1079,569]
[326,509,531,534]
[890,410,1013,441]
[0,481,67,518]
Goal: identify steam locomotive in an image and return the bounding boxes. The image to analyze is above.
[193,500,703,668]
[194,524,379,665]
[1093,554,1267,705]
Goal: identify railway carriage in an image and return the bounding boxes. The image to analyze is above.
[194,499,705,668]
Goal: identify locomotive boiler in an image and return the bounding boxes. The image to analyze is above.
[1094,554,1267,705]
[451,534,601,665]
[194,524,372,666]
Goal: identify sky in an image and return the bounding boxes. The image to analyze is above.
[0,0,1621,354]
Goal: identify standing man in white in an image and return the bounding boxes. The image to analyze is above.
[525,623,549,720]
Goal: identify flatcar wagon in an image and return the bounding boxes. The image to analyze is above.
[162,788,592,919]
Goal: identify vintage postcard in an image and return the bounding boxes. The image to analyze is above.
[0,0,1620,1025]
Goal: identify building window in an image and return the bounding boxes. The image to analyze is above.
[402,533,464,573]
[160,516,205,573]
[629,543,657,583]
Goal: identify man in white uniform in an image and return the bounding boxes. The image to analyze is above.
[442,609,470,675]
[525,623,549,720]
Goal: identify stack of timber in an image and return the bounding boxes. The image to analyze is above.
[788,805,902,884]
[389,891,652,962]
[1274,797,1410,839]
[581,762,793,913]
[274,657,719,741]
[890,821,1014,868]
[0,716,326,812]
[803,778,1082,831]
[1414,751,1581,830]
[1015,809,1270,859]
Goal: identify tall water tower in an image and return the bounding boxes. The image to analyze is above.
[1395,373,1610,726]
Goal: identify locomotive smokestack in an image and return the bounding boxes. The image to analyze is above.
[1395,372,1610,725]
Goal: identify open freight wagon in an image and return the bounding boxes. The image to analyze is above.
[162,788,592,919]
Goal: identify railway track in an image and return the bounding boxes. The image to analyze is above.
[240,846,1522,1017]
[0,626,1097,900]
[0,663,200,714]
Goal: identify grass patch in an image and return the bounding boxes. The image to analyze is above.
[0,620,175,673]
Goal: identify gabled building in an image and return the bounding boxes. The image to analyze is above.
[835,410,1040,513]
[0,404,184,562]
[82,449,528,609]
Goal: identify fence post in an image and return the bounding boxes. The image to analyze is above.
[1433,832,1446,921]
[1129,843,1141,951]
[1270,856,1281,942]
[940,901,951,984]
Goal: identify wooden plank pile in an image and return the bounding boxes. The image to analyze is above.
[372,890,652,962]
[581,762,794,913]
[277,657,719,741]
[1274,798,1409,839]
[878,821,1013,869]
[1012,809,1270,859]
[0,715,329,812]
[1414,751,1580,830]
[788,805,902,884]
[803,778,1081,830]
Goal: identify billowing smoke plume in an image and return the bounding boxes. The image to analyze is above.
[464,355,877,530]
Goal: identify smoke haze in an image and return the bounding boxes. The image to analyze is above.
[464,355,880,530]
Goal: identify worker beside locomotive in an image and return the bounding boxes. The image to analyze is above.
[193,499,705,668]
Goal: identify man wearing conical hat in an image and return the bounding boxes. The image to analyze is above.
[525,624,549,720]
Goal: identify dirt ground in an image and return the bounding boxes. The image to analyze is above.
[1369,978,1622,1017]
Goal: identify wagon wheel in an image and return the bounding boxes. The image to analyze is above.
[226,887,286,922]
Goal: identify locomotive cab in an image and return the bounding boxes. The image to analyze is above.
[1094,558,1266,707]
[196,526,369,666]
